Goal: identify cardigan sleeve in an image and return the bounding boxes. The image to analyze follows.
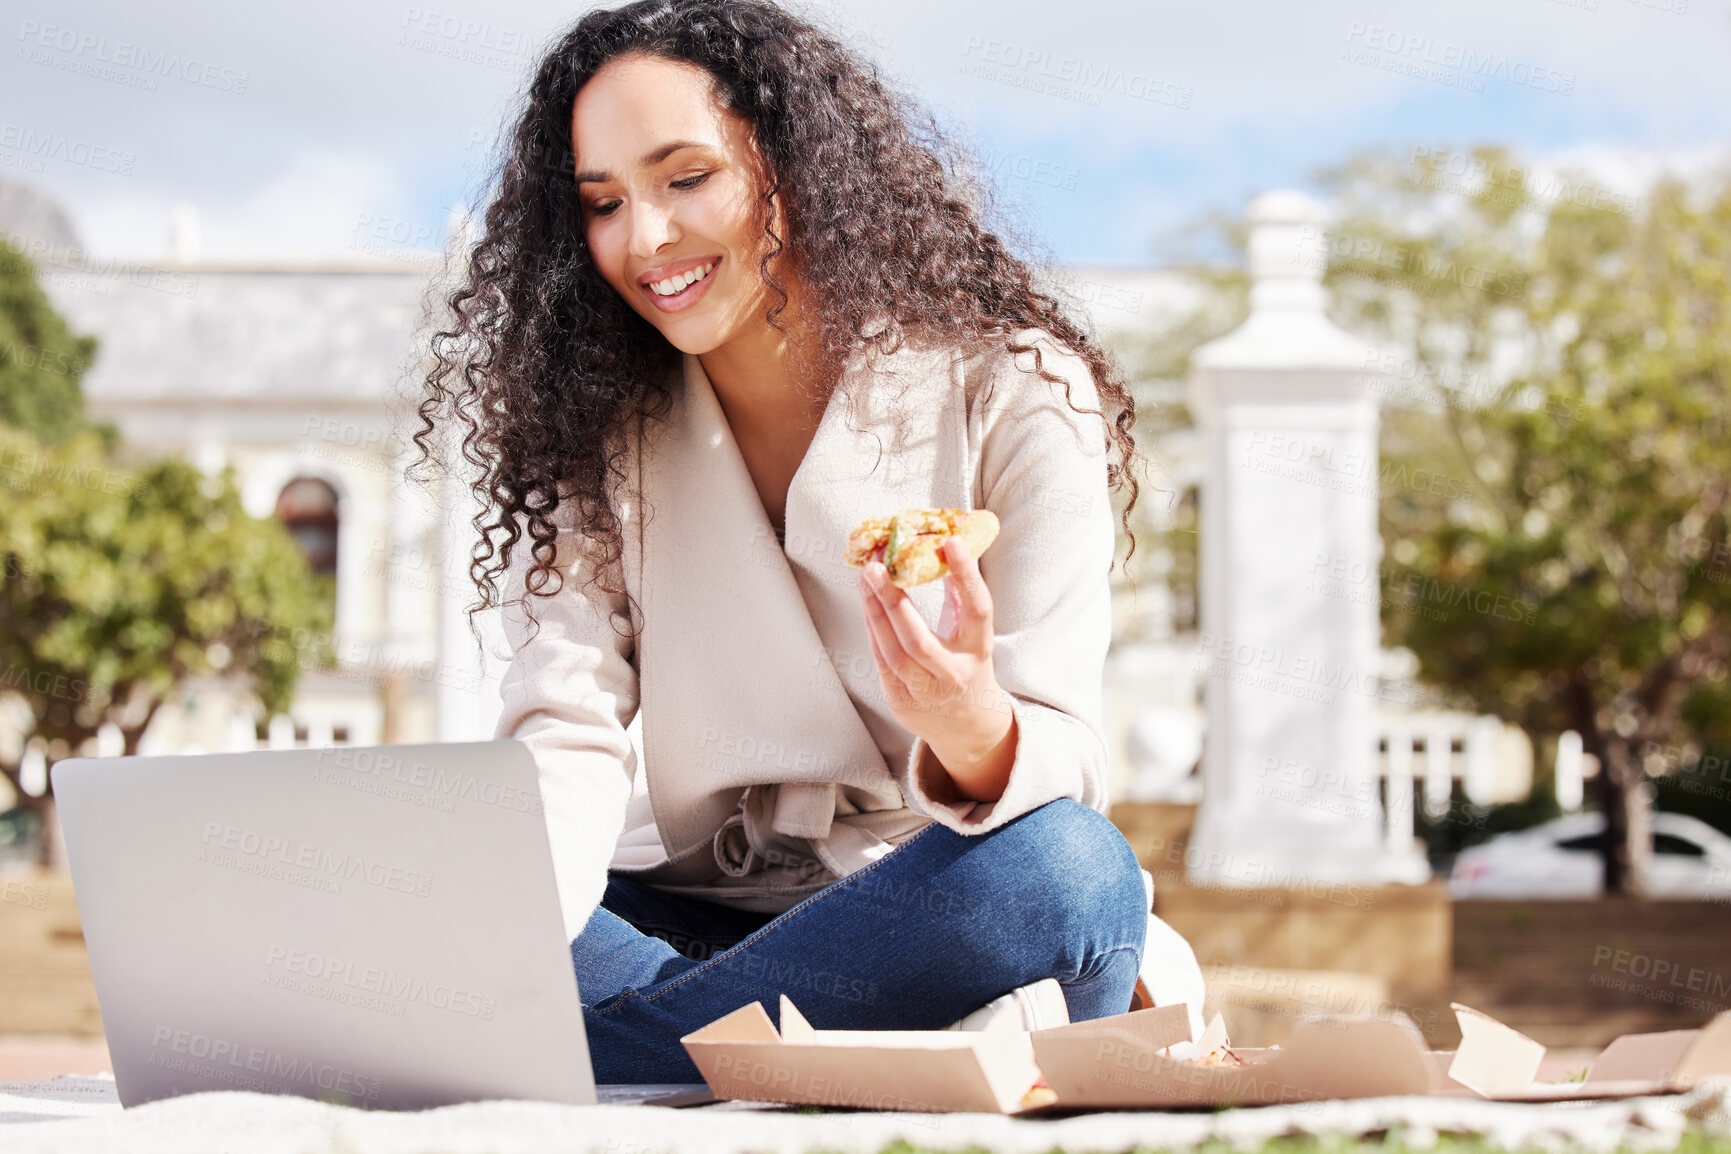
[899,329,1116,831]
[492,513,640,945]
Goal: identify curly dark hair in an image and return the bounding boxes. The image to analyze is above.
[412,0,1149,647]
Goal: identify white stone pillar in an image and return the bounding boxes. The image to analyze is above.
[386,439,439,658]
[333,479,377,664]
[1185,190,1428,888]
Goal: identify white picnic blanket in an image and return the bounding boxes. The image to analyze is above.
[3,1076,1730,1154]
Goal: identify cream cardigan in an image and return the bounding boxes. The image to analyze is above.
[492,326,1118,945]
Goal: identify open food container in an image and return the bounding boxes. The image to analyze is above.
[682,996,1731,1113]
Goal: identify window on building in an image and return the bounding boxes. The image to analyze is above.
[275,476,339,575]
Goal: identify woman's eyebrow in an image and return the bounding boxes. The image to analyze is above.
[574,140,714,185]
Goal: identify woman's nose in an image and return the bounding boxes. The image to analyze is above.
[627,196,679,259]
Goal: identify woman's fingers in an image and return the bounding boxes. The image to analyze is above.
[863,596,914,703]
[942,537,993,654]
[937,574,961,642]
[862,562,957,685]
[865,564,962,681]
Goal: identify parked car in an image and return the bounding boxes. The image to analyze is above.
[1449,811,1731,899]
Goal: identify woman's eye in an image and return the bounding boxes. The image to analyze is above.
[587,173,708,217]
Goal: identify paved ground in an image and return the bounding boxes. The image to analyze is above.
[0,1036,110,1080]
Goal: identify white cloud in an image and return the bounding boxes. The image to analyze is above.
[4,0,1726,263]
[69,148,436,261]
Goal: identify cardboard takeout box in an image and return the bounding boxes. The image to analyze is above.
[682,996,1731,1113]
[1035,1001,1731,1109]
[681,995,1042,1113]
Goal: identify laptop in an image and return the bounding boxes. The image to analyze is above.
[51,739,633,1111]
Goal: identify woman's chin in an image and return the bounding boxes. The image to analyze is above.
[648,313,733,356]
[656,326,722,356]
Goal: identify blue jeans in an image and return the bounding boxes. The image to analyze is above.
[570,798,1148,1083]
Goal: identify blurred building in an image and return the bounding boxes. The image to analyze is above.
[0,180,507,785]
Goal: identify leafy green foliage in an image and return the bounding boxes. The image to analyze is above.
[0,423,334,763]
[0,245,334,852]
[0,238,102,447]
[1317,146,1731,892]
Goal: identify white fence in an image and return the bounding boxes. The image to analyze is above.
[1376,712,1504,858]
[8,701,379,801]
[1108,638,1579,875]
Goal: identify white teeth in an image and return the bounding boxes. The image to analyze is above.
[649,261,714,297]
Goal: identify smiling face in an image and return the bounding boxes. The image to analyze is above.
[571,52,789,355]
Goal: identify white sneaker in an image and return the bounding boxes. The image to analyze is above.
[1135,868,1208,1043]
[942,976,1070,1032]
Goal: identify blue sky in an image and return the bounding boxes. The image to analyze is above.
[4,0,1727,265]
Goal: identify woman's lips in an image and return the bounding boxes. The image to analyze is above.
[642,256,721,314]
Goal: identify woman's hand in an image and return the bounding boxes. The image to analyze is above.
[857,536,1018,802]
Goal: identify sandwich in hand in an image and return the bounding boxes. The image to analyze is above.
[846,508,1000,589]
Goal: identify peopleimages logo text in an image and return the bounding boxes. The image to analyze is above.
[1342,23,1575,95]
[1193,631,1426,707]
[148,1026,381,1100]
[264,945,497,1019]
[311,747,541,814]
[960,36,1192,108]
[16,21,250,93]
[199,822,433,898]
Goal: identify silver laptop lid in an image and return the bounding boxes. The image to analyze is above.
[51,739,595,1110]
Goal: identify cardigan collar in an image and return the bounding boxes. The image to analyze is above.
[631,345,899,871]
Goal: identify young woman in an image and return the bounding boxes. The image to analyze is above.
[416,0,1156,1084]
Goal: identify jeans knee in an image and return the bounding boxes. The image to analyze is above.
[1000,800,1148,953]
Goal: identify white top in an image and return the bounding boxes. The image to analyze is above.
[492,326,1119,943]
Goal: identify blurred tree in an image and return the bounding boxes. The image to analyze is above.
[0,252,334,868]
[0,238,103,447]
[1315,146,1731,896]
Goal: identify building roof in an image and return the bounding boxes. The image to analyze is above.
[42,264,441,405]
